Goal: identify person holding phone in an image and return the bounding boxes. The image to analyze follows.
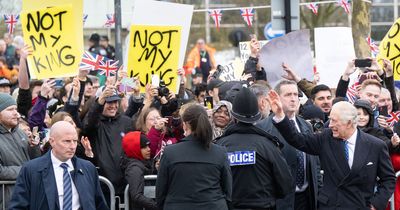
[156,104,232,210]
[242,35,267,82]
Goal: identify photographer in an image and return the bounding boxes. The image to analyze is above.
[299,104,325,134]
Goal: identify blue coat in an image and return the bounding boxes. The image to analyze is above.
[8,151,109,210]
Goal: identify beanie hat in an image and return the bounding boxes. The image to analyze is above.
[300,105,325,121]
[122,131,150,160]
[0,93,16,112]
[230,87,261,123]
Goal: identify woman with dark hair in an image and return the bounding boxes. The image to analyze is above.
[156,104,232,210]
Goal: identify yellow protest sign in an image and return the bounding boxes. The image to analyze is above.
[22,0,83,53]
[377,18,400,80]
[21,5,81,79]
[127,25,181,93]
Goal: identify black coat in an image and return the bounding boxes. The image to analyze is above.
[156,135,232,210]
[83,102,134,195]
[120,157,158,210]
[274,117,396,210]
[216,122,293,209]
[257,115,320,210]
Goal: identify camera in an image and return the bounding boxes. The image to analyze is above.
[211,65,224,80]
[158,80,170,97]
[309,119,324,133]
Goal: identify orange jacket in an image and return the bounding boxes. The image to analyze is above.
[0,66,18,83]
[185,45,216,75]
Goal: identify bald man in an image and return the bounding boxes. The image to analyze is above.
[9,121,109,210]
[268,91,395,210]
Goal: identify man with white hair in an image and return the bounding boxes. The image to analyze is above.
[268,90,395,210]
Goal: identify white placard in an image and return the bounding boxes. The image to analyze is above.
[315,27,356,87]
[239,40,269,63]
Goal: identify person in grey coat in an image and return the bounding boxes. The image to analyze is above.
[156,104,232,210]
[0,93,41,208]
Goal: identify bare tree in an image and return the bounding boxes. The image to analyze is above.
[351,0,371,58]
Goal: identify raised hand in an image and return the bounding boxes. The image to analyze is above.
[266,90,285,119]
[81,136,94,158]
[40,79,56,99]
[342,59,356,81]
[382,59,393,77]
[282,63,301,83]
[20,44,33,60]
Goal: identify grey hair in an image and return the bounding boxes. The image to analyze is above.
[250,83,271,98]
[274,80,298,95]
[332,101,358,126]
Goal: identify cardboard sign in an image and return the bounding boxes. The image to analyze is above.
[21,5,82,79]
[127,25,181,93]
[220,58,244,81]
[259,30,313,88]
[315,27,356,87]
[377,18,400,81]
[23,0,83,53]
[129,0,193,68]
[239,40,268,63]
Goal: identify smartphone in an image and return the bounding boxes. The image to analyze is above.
[151,75,160,88]
[204,96,213,109]
[355,59,372,68]
[379,105,388,116]
[54,79,64,88]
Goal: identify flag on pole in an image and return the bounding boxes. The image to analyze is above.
[104,14,115,27]
[240,8,255,27]
[338,0,351,14]
[366,36,379,56]
[209,9,223,30]
[4,14,19,34]
[346,80,360,104]
[98,59,119,77]
[83,14,88,25]
[79,51,104,71]
[307,3,319,15]
[387,111,400,126]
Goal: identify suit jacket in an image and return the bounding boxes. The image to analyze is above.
[258,115,320,210]
[273,117,396,210]
[8,151,109,210]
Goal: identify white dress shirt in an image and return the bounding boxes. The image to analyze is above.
[51,151,80,210]
[345,129,357,169]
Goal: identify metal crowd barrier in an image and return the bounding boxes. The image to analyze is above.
[0,180,16,210]
[389,171,400,210]
[99,175,157,210]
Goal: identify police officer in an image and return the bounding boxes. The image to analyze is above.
[217,87,293,210]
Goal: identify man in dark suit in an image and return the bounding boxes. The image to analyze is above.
[258,80,320,210]
[9,121,109,210]
[267,89,395,210]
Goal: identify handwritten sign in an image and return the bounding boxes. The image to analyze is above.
[377,18,400,81]
[21,6,81,79]
[239,40,268,63]
[220,58,244,81]
[127,25,181,93]
[22,0,83,53]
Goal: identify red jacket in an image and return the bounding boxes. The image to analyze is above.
[147,127,183,158]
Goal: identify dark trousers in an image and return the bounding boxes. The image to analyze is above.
[295,188,312,210]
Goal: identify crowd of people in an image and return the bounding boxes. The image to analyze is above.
[0,32,399,210]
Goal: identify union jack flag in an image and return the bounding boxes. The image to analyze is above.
[346,80,360,104]
[4,14,19,34]
[79,51,104,71]
[307,3,319,15]
[240,8,254,27]
[104,14,115,28]
[209,10,222,30]
[338,0,351,14]
[366,36,379,56]
[83,14,88,25]
[387,111,400,127]
[98,59,119,77]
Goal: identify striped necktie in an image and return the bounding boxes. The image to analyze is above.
[60,163,72,210]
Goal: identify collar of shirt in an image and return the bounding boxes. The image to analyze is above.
[345,129,357,146]
[50,150,74,171]
[289,117,300,132]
